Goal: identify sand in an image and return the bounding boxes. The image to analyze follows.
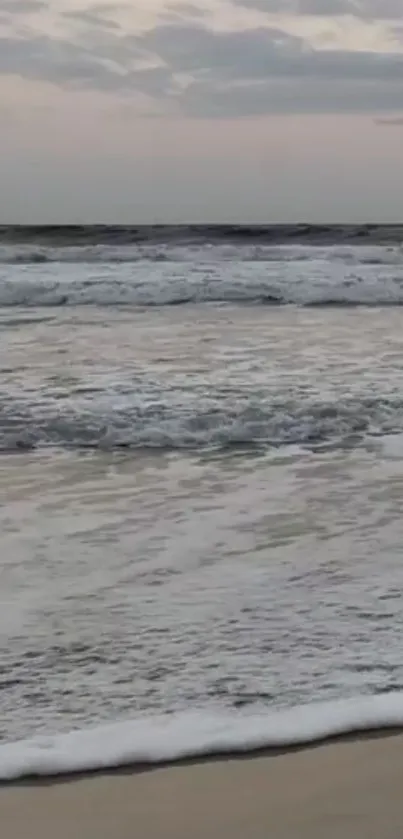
[2,733,403,839]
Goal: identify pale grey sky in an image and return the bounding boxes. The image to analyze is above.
[1,0,402,222]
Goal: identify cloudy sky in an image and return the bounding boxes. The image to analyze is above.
[1,0,403,222]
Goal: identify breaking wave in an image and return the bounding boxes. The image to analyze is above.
[1,242,403,267]
[1,393,402,453]
[1,693,403,781]
[2,256,403,308]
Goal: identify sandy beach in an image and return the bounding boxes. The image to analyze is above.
[2,732,403,839]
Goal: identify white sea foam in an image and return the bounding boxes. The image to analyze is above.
[0,243,402,266]
[1,391,402,452]
[2,253,403,308]
[1,694,403,781]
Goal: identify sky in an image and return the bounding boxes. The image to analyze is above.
[1,0,403,223]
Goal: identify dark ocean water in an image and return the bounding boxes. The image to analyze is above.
[2,223,403,247]
[2,228,403,782]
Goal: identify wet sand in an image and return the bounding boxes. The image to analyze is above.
[2,732,403,839]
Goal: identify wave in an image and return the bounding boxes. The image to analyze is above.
[0,245,170,265]
[2,224,403,248]
[2,246,403,268]
[1,394,402,453]
[1,693,403,781]
[1,242,403,266]
[2,263,403,308]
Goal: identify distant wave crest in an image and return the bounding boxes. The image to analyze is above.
[1,240,403,267]
[1,693,403,781]
[2,223,403,248]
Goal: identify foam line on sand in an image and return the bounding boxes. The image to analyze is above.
[2,730,403,839]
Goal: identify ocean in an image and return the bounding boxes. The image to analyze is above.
[2,224,403,781]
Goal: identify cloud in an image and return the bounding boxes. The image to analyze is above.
[375,115,403,124]
[182,77,403,117]
[0,0,46,11]
[232,0,403,17]
[166,2,208,16]
[356,0,403,16]
[63,8,121,32]
[0,33,153,93]
[229,0,286,11]
[0,12,402,117]
[140,23,403,81]
[298,0,362,14]
[162,3,209,22]
[138,22,403,115]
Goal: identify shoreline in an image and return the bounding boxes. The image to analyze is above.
[2,724,403,788]
[2,729,403,838]
[3,689,403,785]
